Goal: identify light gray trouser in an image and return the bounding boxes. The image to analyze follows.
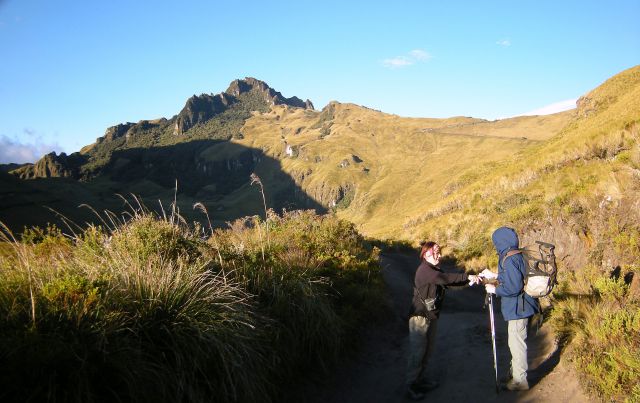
[406,316,438,386]
[508,317,529,383]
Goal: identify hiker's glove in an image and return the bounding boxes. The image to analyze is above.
[480,269,498,280]
[485,284,496,294]
[468,275,481,286]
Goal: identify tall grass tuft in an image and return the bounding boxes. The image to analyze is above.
[206,209,385,390]
[0,213,272,402]
[0,206,384,402]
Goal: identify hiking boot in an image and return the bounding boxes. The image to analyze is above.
[503,379,529,391]
[414,379,439,392]
[406,385,426,400]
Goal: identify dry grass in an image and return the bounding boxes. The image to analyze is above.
[0,206,385,402]
[234,100,572,239]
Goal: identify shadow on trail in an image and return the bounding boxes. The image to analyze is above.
[296,252,581,403]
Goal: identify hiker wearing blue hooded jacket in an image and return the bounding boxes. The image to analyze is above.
[481,226,540,391]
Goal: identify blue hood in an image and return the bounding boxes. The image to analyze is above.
[492,226,519,257]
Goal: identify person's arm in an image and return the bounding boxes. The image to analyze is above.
[433,271,468,286]
[495,257,524,297]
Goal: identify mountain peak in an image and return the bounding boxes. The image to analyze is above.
[173,78,314,135]
[226,77,314,109]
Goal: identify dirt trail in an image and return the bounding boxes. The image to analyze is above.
[296,253,592,403]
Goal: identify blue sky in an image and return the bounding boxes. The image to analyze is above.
[1,0,638,163]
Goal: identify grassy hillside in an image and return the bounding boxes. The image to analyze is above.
[2,87,573,237]
[402,65,640,401]
[2,67,639,401]
[234,66,640,401]
[234,102,572,237]
[398,65,640,267]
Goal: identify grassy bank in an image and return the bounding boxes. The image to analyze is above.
[550,266,640,402]
[0,207,384,402]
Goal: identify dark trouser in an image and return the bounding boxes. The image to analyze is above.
[406,315,438,386]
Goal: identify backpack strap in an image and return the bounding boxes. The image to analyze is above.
[500,249,529,313]
[501,249,521,266]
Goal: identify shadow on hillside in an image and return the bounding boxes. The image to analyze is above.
[0,139,327,233]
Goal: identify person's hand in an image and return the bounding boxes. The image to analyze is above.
[485,283,496,294]
[480,268,498,280]
[468,275,481,286]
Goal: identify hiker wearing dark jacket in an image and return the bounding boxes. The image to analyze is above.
[406,241,480,400]
[483,227,540,391]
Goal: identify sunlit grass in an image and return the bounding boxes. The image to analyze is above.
[550,266,640,402]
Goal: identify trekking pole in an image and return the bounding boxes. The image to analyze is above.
[485,291,499,393]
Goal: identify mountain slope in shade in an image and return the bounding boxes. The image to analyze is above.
[5,66,639,259]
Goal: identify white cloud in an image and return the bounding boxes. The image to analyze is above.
[382,49,431,69]
[519,98,578,116]
[409,49,431,61]
[496,39,511,47]
[0,134,63,164]
[382,56,414,68]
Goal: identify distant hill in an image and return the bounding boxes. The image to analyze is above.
[3,66,640,275]
[0,163,28,173]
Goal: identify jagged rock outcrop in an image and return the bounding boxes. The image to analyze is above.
[226,77,314,109]
[13,152,85,179]
[173,78,314,135]
[575,95,596,118]
[173,92,233,135]
[85,78,314,141]
[95,118,169,145]
[100,123,135,143]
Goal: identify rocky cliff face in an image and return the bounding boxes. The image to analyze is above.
[101,123,135,142]
[13,152,85,179]
[83,78,313,144]
[173,77,314,135]
[226,77,314,109]
[96,118,170,146]
[173,92,233,135]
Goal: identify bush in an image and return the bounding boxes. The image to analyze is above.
[207,210,385,383]
[550,266,640,402]
[1,214,272,402]
[0,208,385,402]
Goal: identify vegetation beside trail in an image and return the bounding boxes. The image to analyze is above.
[3,67,640,401]
[551,266,640,402]
[402,66,640,402]
[0,207,384,402]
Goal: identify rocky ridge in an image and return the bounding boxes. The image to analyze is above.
[12,78,314,180]
[174,77,314,134]
[13,152,86,180]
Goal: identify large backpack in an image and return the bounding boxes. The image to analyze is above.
[502,241,558,298]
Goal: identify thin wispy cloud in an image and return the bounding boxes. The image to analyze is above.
[409,49,431,61]
[0,133,63,164]
[382,56,413,68]
[496,39,511,47]
[519,98,577,116]
[382,49,431,69]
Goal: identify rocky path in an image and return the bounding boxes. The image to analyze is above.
[296,252,592,403]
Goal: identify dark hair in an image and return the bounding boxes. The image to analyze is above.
[420,241,438,260]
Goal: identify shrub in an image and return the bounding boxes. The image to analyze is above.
[550,266,640,402]
[207,209,386,384]
[0,208,384,402]
[0,214,272,402]
[453,231,492,262]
